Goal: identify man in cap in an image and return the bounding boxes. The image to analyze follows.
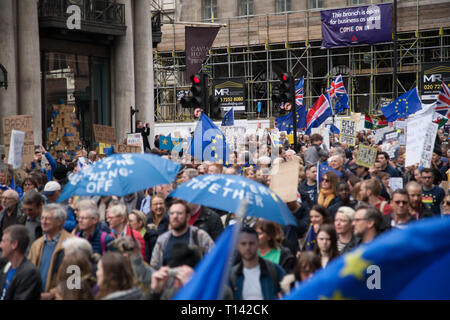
[42,181,61,204]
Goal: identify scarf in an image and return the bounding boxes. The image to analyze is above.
[318,188,335,208]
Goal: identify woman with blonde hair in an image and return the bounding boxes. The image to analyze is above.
[334,206,359,254]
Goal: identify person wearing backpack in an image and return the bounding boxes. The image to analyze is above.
[75,200,114,255]
[150,199,214,270]
[229,226,286,300]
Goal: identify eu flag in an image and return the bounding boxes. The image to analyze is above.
[303,224,317,251]
[284,216,450,299]
[317,162,343,184]
[188,113,229,164]
[221,107,234,126]
[334,92,349,113]
[173,222,240,300]
[275,106,307,134]
[381,88,422,122]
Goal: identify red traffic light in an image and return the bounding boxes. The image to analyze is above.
[280,72,292,82]
[192,75,201,84]
[282,74,288,81]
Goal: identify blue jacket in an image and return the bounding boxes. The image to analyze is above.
[76,224,114,255]
[229,257,286,300]
[64,206,77,232]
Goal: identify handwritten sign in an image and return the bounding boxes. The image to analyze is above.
[389,177,404,191]
[127,133,144,153]
[3,115,34,167]
[93,124,116,145]
[355,145,378,168]
[7,130,25,169]
[339,118,357,146]
[405,114,433,167]
[419,122,438,168]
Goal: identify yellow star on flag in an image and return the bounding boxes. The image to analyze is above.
[162,139,168,145]
[216,134,223,139]
[212,146,216,151]
[319,290,352,300]
[215,154,218,159]
[212,139,216,144]
[339,248,372,281]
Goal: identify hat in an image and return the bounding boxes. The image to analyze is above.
[53,165,68,181]
[43,181,61,196]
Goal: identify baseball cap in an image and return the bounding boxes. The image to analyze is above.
[43,181,61,196]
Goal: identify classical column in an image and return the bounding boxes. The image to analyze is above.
[17,0,42,144]
[134,0,155,148]
[113,0,135,143]
[0,0,18,145]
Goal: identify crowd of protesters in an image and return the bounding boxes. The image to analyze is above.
[1,124,449,300]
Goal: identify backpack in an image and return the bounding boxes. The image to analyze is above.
[230,259,280,295]
[76,231,108,255]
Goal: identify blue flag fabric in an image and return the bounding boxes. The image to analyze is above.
[381,88,423,122]
[284,216,450,300]
[334,92,349,113]
[159,135,174,151]
[303,225,317,251]
[221,108,235,126]
[326,123,340,134]
[275,106,307,134]
[317,162,343,184]
[173,223,240,300]
[188,113,229,164]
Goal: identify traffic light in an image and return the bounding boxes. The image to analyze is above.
[279,72,295,102]
[180,73,208,109]
[209,95,221,119]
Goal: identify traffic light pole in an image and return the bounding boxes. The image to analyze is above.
[289,78,298,153]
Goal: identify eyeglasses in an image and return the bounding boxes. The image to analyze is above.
[445,201,450,206]
[78,216,93,221]
[393,200,408,205]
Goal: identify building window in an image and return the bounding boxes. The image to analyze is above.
[239,0,254,16]
[275,0,291,13]
[203,0,217,21]
[309,0,324,9]
[348,0,367,5]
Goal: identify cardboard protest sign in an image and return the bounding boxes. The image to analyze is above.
[7,130,25,169]
[93,124,116,145]
[126,134,144,153]
[374,126,393,145]
[3,115,34,167]
[382,130,400,159]
[405,113,433,167]
[418,122,438,168]
[339,118,357,146]
[269,160,299,202]
[355,145,378,168]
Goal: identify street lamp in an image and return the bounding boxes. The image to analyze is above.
[0,64,7,90]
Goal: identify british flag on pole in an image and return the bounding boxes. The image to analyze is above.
[435,82,450,117]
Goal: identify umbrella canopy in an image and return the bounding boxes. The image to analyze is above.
[168,174,297,226]
[58,153,181,202]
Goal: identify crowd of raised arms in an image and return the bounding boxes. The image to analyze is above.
[1,126,449,300]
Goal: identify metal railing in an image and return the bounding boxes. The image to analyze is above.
[38,0,125,26]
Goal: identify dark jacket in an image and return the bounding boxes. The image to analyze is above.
[193,207,224,241]
[328,199,357,220]
[298,180,318,210]
[136,127,151,150]
[146,214,170,263]
[0,258,42,300]
[279,245,296,274]
[382,214,415,231]
[229,257,286,300]
[0,205,26,241]
[383,165,401,178]
[340,235,361,254]
[76,224,114,255]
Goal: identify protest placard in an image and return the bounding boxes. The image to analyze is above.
[382,130,400,159]
[7,130,25,169]
[405,113,433,167]
[93,124,116,145]
[418,122,438,168]
[339,118,357,146]
[3,115,35,167]
[270,160,299,202]
[389,177,404,191]
[127,133,144,153]
[374,126,393,145]
[355,144,378,168]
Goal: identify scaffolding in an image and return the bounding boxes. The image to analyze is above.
[153,2,450,122]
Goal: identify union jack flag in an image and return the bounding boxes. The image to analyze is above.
[280,76,304,109]
[327,74,346,100]
[435,82,450,117]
